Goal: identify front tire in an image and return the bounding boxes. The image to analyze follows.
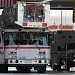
[0,64,8,73]
[53,65,57,71]
[37,65,46,73]
[16,66,31,73]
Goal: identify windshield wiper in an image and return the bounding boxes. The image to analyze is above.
[16,42,20,50]
[34,42,40,50]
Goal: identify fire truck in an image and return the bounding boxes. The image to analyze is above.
[0,1,50,73]
[0,0,75,73]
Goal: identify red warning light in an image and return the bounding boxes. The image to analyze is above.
[23,22,27,26]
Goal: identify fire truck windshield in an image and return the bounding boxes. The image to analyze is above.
[4,32,48,46]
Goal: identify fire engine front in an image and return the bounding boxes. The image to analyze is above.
[4,30,50,65]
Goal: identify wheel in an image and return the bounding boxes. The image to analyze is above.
[57,65,61,71]
[65,61,70,71]
[0,64,8,73]
[37,65,46,73]
[57,59,61,71]
[57,59,70,71]
[53,65,57,71]
[17,67,23,73]
[23,67,31,73]
[16,66,31,73]
[66,66,70,71]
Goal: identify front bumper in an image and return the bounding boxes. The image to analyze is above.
[7,59,50,65]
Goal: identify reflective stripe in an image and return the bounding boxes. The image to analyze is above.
[0,46,50,49]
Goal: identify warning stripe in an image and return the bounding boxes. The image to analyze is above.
[48,25,73,30]
[0,46,50,49]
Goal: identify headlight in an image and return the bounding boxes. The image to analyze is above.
[38,52,46,55]
[38,56,45,59]
[38,52,46,59]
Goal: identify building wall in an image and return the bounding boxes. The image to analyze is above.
[0,0,43,8]
[0,0,18,8]
[50,10,73,25]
